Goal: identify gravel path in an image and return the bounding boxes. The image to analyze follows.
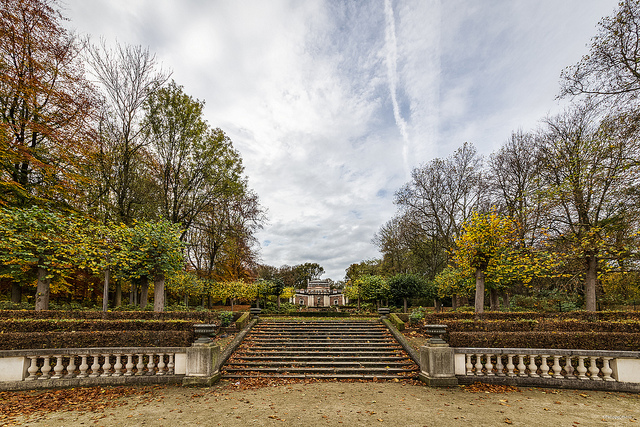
[3,379,638,426]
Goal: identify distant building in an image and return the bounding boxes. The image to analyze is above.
[293,279,346,307]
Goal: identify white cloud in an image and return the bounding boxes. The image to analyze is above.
[63,0,619,279]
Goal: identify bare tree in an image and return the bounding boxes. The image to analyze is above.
[488,130,544,248]
[86,41,169,224]
[560,0,640,106]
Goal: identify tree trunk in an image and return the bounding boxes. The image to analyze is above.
[102,268,110,312]
[154,273,165,312]
[11,283,22,304]
[140,276,149,309]
[452,294,458,310]
[130,281,138,305]
[501,291,510,309]
[475,267,485,314]
[403,297,408,313]
[231,297,234,311]
[585,254,598,311]
[489,288,499,311]
[35,266,50,311]
[115,282,122,307]
[434,299,441,313]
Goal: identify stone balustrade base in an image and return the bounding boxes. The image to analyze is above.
[0,373,185,392]
[456,374,640,393]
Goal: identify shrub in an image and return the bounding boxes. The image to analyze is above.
[219,311,234,327]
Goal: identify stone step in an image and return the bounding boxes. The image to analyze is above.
[223,373,413,380]
[222,320,419,380]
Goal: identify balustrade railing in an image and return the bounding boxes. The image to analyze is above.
[0,347,187,384]
[453,348,640,383]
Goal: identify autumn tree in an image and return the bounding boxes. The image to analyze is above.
[0,0,96,208]
[387,273,426,313]
[452,211,518,314]
[536,103,640,311]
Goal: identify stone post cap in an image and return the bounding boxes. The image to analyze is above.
[424,324,448,345]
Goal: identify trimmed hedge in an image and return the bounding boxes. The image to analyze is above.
[0,310,222,321]
[448,331,640,352]
[422,311,640,323]
[440,320,640,333]
[0,319,195,333]
[0,331,193,350]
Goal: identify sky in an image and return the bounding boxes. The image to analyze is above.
[62,0,619,281]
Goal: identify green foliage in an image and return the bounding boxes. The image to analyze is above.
[219,310,233,327]
[409,306,426,325]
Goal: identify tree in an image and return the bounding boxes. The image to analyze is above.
[560,0,640,106]
[86,41,169,224]
[488,130,544,248]
[143,81,245,237]
[292,262,325,288]
[452,211,518,314]
[0,0,96,208]
[537,103,640,311]
[395,142,486,253]
[0,206,81,309]
[387,273,425,313]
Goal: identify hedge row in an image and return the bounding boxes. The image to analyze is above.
[0,310,226,322]
[422,311,640,323]
[439,320,640,333]
[0,319,197,333]
[0,331,193,350]
[448,332,640,352]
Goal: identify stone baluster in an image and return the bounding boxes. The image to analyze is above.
[157,353,165,376]
[101,354,112,377]
[66,356,77,378]
[506,354,516,377]
[551,355,563,378]
[51,355,64,379]
[564,356,574,378]
[527,354,539,378]
[540,355,551,378]
[465,354,473,375]
[601,357,614,382]
[40,356,52,380]
[89,355,101,377]
[485,353,494,376]
[113,355,123,376]
[25,356,39,380]
[495,354,505,376]
[517,355,527,377]
[135,353,145,376]
[146,353,155,376]
[77,355,89,378]
[576,356,588,380]
[124,354,134,376]
[589,356,601,380]
[167,353,175,375]
[475,353,484,375]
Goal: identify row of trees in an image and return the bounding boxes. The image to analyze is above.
[364,0,640,312]
[0,0,265,310]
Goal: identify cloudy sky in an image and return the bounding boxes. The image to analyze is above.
[63,0,618,280]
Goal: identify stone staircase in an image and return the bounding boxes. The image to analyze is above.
[222,320,419,380]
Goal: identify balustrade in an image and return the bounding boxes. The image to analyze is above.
[21,351,180,381]
[457,351,618,381]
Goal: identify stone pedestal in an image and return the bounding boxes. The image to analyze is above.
[182,344,221,386]
[418,343,458,387]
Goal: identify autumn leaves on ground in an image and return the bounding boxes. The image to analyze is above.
[1,380,638,426]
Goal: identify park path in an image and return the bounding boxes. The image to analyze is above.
[2,380,638,426]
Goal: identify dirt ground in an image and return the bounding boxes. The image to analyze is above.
[1,379,638,427]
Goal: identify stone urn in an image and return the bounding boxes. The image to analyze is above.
[378,307,390,319]
[424,324,448,345]
[193,323,217,344]
[250,307,262,318]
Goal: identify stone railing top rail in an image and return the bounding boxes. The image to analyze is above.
[453,348,640,358]
[0,347,188,358]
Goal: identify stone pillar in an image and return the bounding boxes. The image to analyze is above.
[183,344,221,386]
[418,324,457,387]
